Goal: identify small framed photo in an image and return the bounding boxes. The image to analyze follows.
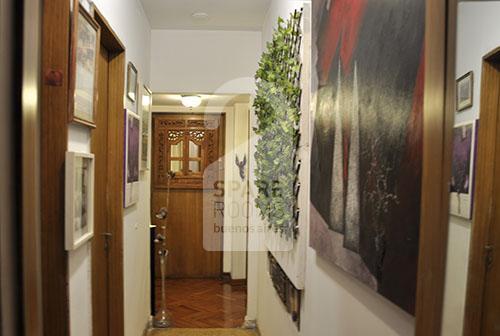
[450,120,478,219]
[124,109,141,207]
[456,71,473,112]
[65,151,95,250]
[126,62,138,103]
[68,0,101,128]
[141,86,152,171]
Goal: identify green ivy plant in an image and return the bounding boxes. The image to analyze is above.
[254,10,303,240]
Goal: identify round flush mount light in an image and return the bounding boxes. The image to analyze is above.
[181,95,202,109]
[191,12,210,20]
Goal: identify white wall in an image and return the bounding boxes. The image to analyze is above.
[150,29,261,94]
[253,1,416,335]
[67,0,152,335]
[441,2,500,335]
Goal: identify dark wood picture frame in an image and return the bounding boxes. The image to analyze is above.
[68,0,101,128]
[456,71,474,112]
[127,62,138,103]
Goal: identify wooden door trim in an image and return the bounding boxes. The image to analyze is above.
[40,0,71,334]
[463,47,500,336]
[415,0,457,335]
[91,6,126,336]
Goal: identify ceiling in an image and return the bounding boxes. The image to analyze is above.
[141,0,272,30]
[153,93,251,107]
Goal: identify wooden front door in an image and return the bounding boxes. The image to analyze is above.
[152,114,224,278]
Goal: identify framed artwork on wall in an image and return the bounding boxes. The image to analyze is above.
[141,85,152,171]
[457,71,473,111]
[68,0,101,128]
[449,120,478,219]
[124,109,141,207]
[65,151,95,250]
[310,0,425,314]
[126,62,138,103]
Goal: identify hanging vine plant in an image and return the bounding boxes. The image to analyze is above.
[254,9,303,240]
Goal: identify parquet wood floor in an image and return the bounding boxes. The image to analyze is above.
[147,328,258,336]
[156,279,247,328]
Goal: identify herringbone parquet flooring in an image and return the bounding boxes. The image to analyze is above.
[147,328,258,336]
[156,279,247,328]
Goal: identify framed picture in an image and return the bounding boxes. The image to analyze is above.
[450,120,478,219]
[141,86,152,171]
[68,0,101,128]
[126,62,138,103]
[65,151,95,250]
[124,109,141,207]
[457,71,473,111]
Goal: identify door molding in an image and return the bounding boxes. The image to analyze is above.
[40,0,71,334]
[463,47,500,336]
[415,0,457,335]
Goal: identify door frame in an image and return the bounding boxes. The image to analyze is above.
[462,47,500,335]
[414,0,457,334]
[90,5,126,336]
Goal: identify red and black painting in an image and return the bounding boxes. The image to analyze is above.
[310,0,425,314]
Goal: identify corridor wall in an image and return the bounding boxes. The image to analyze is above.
[67,1,152,336]
[253,0,416,335]
[441,2,500,335]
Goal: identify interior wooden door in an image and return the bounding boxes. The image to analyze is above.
[464,49,500,336]
[89,11,126,333]
[92,44,111,336]
[476,54,500,336]
[152,114,224,278]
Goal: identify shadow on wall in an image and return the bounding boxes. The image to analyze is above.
[312,251,415,333]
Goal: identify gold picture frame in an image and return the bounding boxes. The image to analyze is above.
[68,0,101,128]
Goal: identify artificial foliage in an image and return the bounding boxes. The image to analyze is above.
[254,9,303,239]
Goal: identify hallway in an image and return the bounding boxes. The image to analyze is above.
[6,0,500,335]
[156,279,247,329]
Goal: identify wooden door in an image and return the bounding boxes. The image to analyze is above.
[464,48,500,335]
[90,7,126,335]
[152,114,224,278]
[92,45,111,336]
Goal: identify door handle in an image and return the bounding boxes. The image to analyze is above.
[155,207,168,220]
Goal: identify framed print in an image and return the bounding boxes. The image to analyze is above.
[457,71,473,111]
[124,109,141,207]
[65,151,95,250]
[450,120,478,219]
[68,1,100,127]
[127,62,138,103]
[141,86,152,171]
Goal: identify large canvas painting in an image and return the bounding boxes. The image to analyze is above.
[310,0,425,314]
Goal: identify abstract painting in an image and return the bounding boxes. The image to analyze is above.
[124,109,140,207]
[310,0,425,314]
[450,120,478,219]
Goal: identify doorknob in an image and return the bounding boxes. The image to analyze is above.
[155,207,168,220]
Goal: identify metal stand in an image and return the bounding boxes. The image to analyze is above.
[153,171,175,329]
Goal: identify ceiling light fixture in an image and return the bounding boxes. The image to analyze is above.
[191,12,210,20]
[181,95,202,109]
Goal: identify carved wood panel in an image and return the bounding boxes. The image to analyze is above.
[153,114,224,190]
